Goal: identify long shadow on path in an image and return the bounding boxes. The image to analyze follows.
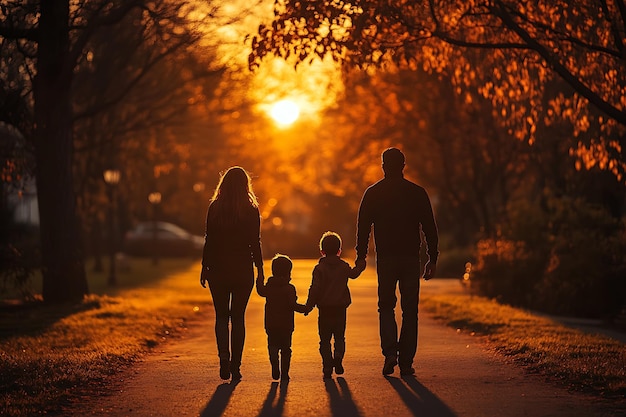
[257,381,288,417]
[386,375,457,417]
[200,380,240,417]
[325,377,363,417]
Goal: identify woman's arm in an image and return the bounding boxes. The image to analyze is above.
[249,207,263,268]
[256,274,267,297]
[202,203,215,269]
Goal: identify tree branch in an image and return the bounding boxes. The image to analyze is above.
[493,1,626,126]
[0,25,38,41]
[67,1,144,73]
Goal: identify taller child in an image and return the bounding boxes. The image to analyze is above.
[305,231,364,379]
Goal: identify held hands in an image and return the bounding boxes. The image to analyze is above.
[423,261,437,280]
[355,258,366,274]
[256,266,265,282]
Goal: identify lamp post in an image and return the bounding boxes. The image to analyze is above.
[148,191,162,265]
[103,169,121,286]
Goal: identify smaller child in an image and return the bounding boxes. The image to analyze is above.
[305,231,365,379]
[256,254,308,381]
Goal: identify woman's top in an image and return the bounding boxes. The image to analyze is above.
[202,202,263,269]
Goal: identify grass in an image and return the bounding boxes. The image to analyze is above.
[421,293,626,398]
[0,258,207,417]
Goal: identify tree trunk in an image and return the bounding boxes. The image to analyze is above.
[34,0,88,303]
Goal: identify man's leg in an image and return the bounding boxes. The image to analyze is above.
[398,257,421,374]
[377,258,399,374]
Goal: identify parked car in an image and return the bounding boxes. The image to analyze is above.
[123,221,204,258]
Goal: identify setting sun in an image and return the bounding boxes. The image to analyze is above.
[269,99,300,126]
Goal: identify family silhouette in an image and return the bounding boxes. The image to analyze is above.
[200,148,439,381]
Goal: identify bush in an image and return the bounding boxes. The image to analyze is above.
[472,237,547,306]
[473,193,626,319]
[532,196,626,318]
[0,211,40,300]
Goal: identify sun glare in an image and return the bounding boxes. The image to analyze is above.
[269,100,301,126]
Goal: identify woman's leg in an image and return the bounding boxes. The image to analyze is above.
[229,265,254,376]
[208,277,231,379]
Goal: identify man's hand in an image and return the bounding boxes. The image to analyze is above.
[423,261,436,280]
[304,305,314,316]
[200,267,210,288]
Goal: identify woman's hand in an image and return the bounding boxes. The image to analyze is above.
[200,267,210,288]
[256,266,265,281]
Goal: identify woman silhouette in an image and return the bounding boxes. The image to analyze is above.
[200,166,264,380]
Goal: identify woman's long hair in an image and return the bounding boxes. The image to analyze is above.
[209,166,259,226]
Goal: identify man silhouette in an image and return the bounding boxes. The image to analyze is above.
[356,147,439,376]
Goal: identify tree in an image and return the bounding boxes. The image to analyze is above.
[249,0,626,181]
[0,1,216,303]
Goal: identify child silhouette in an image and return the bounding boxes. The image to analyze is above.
[256,254,308,381]
[304,231,365,378]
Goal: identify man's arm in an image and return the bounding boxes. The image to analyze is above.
[355,189,373,261]
[420,188,439,279]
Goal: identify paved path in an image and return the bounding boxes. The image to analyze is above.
[67,260,625,417]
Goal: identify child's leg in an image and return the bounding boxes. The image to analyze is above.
[267,331,280,380]
[318,308,333,377]
[280,332,292,381]
[332,308,347,373]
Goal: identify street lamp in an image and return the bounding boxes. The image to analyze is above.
[103,169,121,286]
[148,191,162,265]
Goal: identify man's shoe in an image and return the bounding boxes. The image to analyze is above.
[400,366,415,376]
[323,367,333,379]
[382,356,397,375]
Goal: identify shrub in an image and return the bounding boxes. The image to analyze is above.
[472,237,547,306]
[0,210,40,300]
[473,193,626,319]
[532,196,626,318]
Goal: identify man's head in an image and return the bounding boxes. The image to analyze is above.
[271,254,293,277]
[382,147,405,176]
[320,231,342,256]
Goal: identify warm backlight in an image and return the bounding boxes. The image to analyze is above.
[269,99,300,126]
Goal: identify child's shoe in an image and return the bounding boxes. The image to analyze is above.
[231,367,242,380]
[219,359,230,380]
[334,360,344,375]
[271,363,280,380]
